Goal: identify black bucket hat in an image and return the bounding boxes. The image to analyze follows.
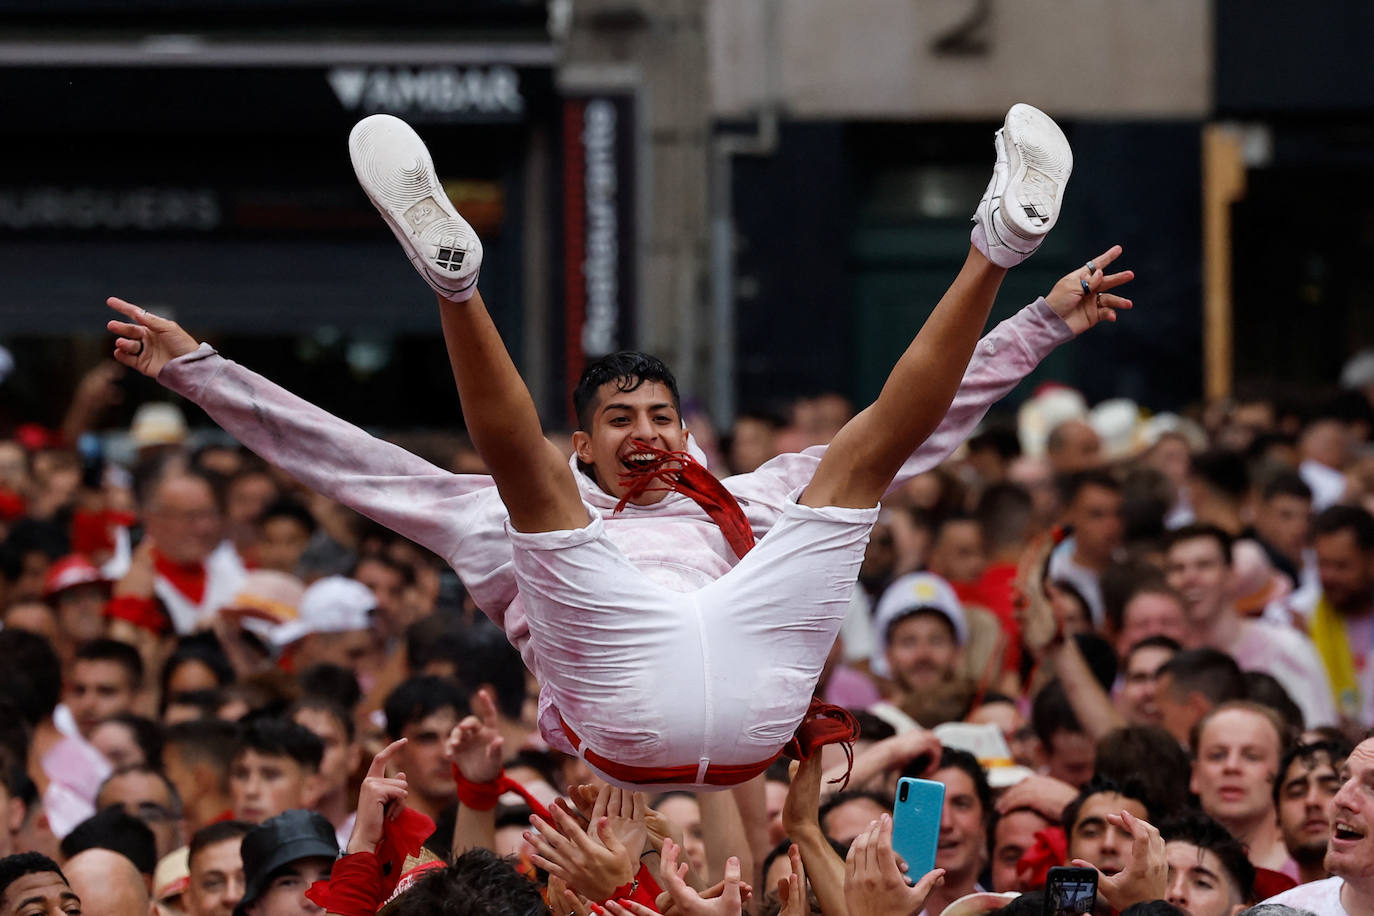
[233,810,339,916]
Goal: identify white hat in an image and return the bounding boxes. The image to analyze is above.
[1017,386,1088,458]
[871,572,967,678]
[1089,398,1145,461]
[270,576,375,647]
[1342,349,1374,390]
[933,722,1035,789]
[1140,412,1208,451]
[130,402,188,447]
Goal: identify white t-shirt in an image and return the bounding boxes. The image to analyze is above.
[1263,875,1351,915]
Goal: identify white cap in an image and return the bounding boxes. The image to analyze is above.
[871,572,967,678]
[271,576,375,647]
[131,402,188,447]
[933,722,1035,789]
[1017,386,1088,457]
[1089,398,1145,461]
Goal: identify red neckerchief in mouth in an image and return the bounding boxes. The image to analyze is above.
[615,440,756,559]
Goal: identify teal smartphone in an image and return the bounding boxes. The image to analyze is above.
[892,776,944,877]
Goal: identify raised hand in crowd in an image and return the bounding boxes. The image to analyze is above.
[526,785,646,903]
[826,727,943,793]
[346,738,410,855]
[607,838,745,916]
[781,753,847,916]
[547,873,595,916]
[843,815,944,916]
[105,297,200,378]
[995,773,1078,824]
[447,687,505,856]
[1041,245,1134,336]
[775,844,809,916]
[1070,809,1166,911]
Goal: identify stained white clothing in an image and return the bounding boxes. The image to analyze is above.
[157,298,1072,778]
[1264,875,1351,915]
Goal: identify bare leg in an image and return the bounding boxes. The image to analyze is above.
[801,247,1004,509]
[437,291,587,533]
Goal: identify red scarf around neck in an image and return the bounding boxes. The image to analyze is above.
[614,441,756,559]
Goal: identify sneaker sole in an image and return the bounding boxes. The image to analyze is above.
[999,103,1072,241]
[349,114,481,297]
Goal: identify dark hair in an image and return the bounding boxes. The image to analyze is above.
[350,552,415,588]
[95,714,165,770]
[968,426,1021,461]
[1190,450,1249,500]
[1164,523,1233,565]
[1274,739,1352,806]
[1312,504,1374,550]
[926,747,992,828]
[0,629,62,725]
[1100,561,1169,634]
[849,711,897,743]
[975,483,1033,555]
[406,618,525,720]
[159,636,235,703]
[817,790,894,838]
[384,676,470,740]
[298,664,362,713]
[1062,775,1152,832]
[76,638,145,690]
[1157,649,1246,705]
[188,819,255,872]
[0,520,69,584]
[290,696,356,743]
[1057,469,1121,505]
[232,718,323,771]
[97,763,183,817]
[1094,726,1193,820]
[761,835,847,882]
[259,498,317,535]
[383,847,549,916]
[1031,680,1084,747]
[1160,810,1255,901]
[1261,470,1312,504]
[60,808,158,876]
[1243,671,1304,733]
[165,719,240,779]
[0,852,67,905]
[571,351,681,432]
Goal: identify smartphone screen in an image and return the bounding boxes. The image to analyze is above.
[1043,866,1098,916]
[892,776,944,877]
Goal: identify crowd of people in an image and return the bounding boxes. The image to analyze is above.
[1,107,1372,916]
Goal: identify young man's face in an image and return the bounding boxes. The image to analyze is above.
[990,808,1052,893]
[572,380,688,505]
[187,837,246,916]
[1190,708,1281,828]
[1315,527,1374,613]
[1117,592,1189,657]
[97,769,184,859]
[933,766,987,882]
[245,857,331,916]
[395,708,462,804]
[0,871,80,916]
[1067,791,1149,877]
[1277,748,1343,867]
[1327,738,1374,883]
[1164,840,1244,916]
[1255,493,1311,562]
[66,659,137,738]
[1118,644,1177,726]
[293,708,358,800]
[884,611,959,693]
[1068,484,1122,563]
[230,751,318,824]
[1165,537,1232,628]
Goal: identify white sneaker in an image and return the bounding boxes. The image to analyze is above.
[972,103,1072,268]
[349,114,482,301]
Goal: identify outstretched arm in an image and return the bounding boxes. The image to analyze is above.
[105,297,497,572]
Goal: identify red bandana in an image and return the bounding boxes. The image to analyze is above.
[614,441,755,559]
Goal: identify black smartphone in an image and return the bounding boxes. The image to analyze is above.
[1042,866,1098,916]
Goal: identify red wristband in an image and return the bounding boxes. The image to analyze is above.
[602,863,662,910]
[451,763,503,811]
[305,851,385,916]
[104,595,169,634]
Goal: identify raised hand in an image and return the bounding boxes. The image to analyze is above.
[443,687,504,784]
[591,785,650,863]
[776,844,808,916]
[652,838,743,916]
[345,739,409,854]
[1043,246,1134,336]
[1071,809,1166,910]
[844,815,944,916]
[994,773,1078,822]
[526,798,638,903]
[105,297,200,378]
